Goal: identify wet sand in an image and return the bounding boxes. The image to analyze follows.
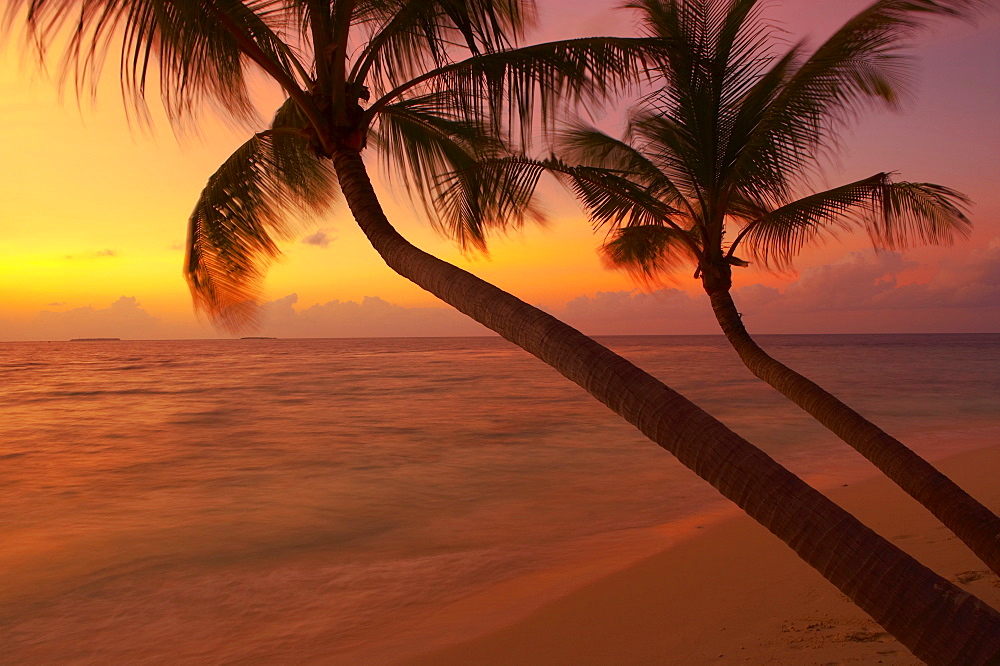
[404,444,1000,665]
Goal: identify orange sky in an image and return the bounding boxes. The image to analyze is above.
[1,1,998,339]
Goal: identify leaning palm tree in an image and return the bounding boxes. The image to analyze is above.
[7,1,1000,660]
[457,0,1000,577]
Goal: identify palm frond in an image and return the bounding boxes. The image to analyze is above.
[368,36,662,147]
[868,180,971,249]
[370,93,522,250]
[626,0,707,90]
[186,103,338,332]
[558,122,695,217]
[7,0,311,129]
[627,0,798,207]
[434,147,696,253]
[626,109,712,217]
[434,155,549,252]
[713,0,777,109]
[600,225,699,285]
[635,0,778,129]
[438,144,696,254]
[352,0,533,89]
[737,172,971,270]
[731,0,986,200]
[559,164,688,233]
[718,45,803,205]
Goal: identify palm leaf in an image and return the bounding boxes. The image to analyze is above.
[434,155,549,251]
[558,122,695,217]
[737,173,971,270]
[718,46,803,206]
[351,0,532,88]
[8,0,312,128]
[370,92,524,250]
[368,36,663,147]
[600,225,699,284]
[559,164,689,233]
[186,102,338,332]
[438,150,694,254]
[731,0,986,201]
[868,180,971,249]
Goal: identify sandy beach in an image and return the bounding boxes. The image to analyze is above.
[404,444,1000,665]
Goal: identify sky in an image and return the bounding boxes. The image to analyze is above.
[1,0,998,340]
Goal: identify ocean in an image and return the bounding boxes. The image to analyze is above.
[1,334,997,662]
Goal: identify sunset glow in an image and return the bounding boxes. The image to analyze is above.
[2,0,997,339]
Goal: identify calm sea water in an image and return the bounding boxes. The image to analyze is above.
[1,334,997,662]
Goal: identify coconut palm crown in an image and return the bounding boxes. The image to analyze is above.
[451,0,1000,576]
[593,0,974,290]
[6,0,1000,660]
[460,0,978,286]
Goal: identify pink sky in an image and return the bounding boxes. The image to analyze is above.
[1,1,997,340]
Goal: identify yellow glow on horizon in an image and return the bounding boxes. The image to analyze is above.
[4,44,632,322]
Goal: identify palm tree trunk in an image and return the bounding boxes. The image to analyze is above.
[331,149,1000,663]
[709,288,1000,577]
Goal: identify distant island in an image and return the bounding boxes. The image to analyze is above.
[239,336,277,340]
[70,338,121,342]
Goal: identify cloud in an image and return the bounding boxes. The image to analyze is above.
[257,294,490,338]
[64,249,119,260]
[880,242,1000,310]
[302,229,335,248]
[763,247,999,314]
[47,302,66,307]
[19,297,166,340]
[558,288,715,335]
[2,294,489,341]
[550,245,1000,334]
[778,252,916,310]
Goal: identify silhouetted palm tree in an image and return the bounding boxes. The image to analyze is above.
[7,1,1000,660]
[460,0,1000,577]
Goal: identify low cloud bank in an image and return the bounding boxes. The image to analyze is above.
[560,288,715,335]
[559,247,1000,334]
[4,246,997,340]
[257,294,489,338]
[13,297,171,340]
[741,246,999,332]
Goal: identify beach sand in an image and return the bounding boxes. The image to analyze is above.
[403,444,1000,665]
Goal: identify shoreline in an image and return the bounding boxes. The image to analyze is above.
[401,443,1000,665]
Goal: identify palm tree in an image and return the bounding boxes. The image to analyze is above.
[459,0,1000,577]
[7,1,1000,660]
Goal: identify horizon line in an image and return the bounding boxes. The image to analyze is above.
[4,331,999,343]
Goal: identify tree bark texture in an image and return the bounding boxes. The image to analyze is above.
[333,149,1000,664]
[709,288,1000,578]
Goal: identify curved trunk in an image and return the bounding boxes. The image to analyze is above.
[709,287,1000,577]
[331,149,1000,663]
